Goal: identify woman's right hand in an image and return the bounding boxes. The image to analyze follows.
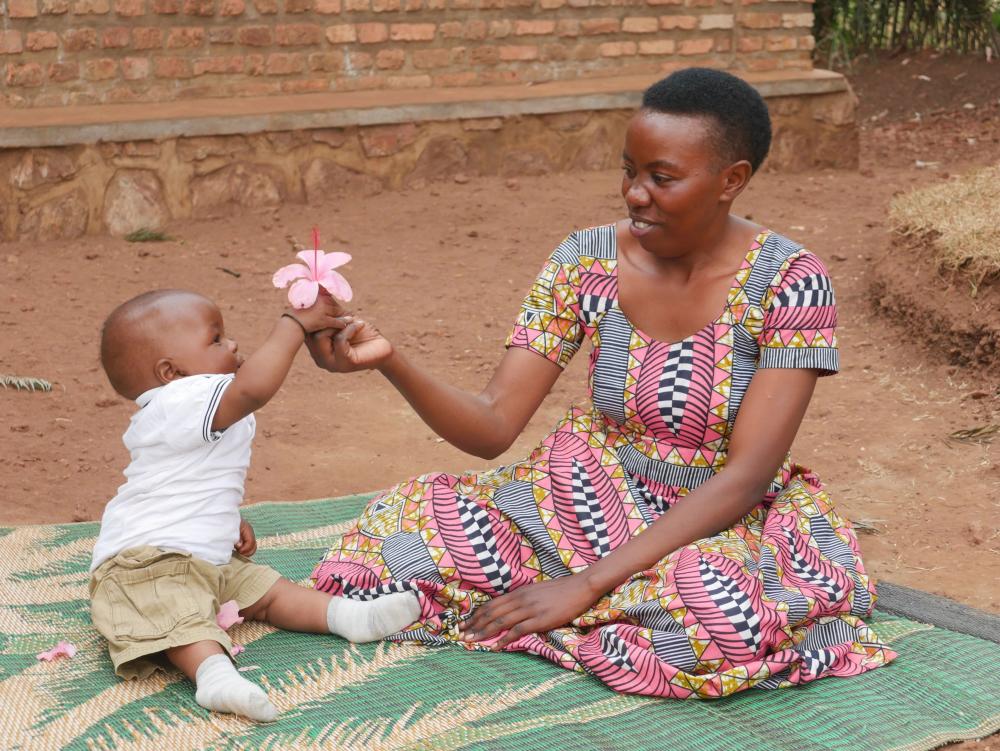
[306,318,394,373]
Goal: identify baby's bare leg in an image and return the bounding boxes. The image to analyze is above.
[241,577,421,642]
[166,640,277,722]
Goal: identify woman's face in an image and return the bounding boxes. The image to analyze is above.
[621,110,734,259]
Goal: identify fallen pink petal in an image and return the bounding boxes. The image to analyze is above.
[230,643,245,657]
[36,641,77,662]
[216,600,244,630]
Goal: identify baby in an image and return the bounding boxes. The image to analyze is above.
[90,289,420,721]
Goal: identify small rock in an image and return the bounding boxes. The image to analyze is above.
[505,178,520,190]
[95,397,120,408]
[830,253,848,262]
[467,230,479,238]
[10,424,29,433]
[453,173,470,185]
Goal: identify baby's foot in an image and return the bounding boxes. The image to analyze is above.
[194,653,278,722]
[326,591,421,643]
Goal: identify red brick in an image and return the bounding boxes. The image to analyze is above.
[356,23,387,43]
[335,74,383,91]
[132,27,163,48]
[375,48,405,69]
[209,27,236,43]
[541,42,568,60]
[72,0,110,13]
[700,13,734,29]
[412,47,450,68]
[0,32,23,54]
[48,60,80,82]
[281,78,328,93]
[276,23,323,45]
[253,0,277,11]
[715,36,731,52]
[84,58,117,79]
[308,51,341,70]
[120,56,151,78]
[8,0,39,16]
[107,86,141,102]
[6,62,44,87]
[765,34,796,51]
[746,57,779,71]
[540,0,564,7]
[646,0,682,4]
[599,40,637,56]
[102,26,131,47]
[439,21,463,38]
[781,12,813,28]
[638,38,675,54]
[113,0,144,15]
[515,19,555,35]
[40,0,70,12]
[678,37,713,54]
[489,19,512,38]
[622,16,658,33]
[659,14,696,29]
[371,0,399,8]
[390,23,435,41]
[737,35,763,51]
[572,41,600,60]
[435,71,478,86]
[166,27,205,48]
[468,45,498,64]
[244,53,265,74]
[343,0,366,8]
[219,0,243,11]
[325,24,356,43]
[193,55,244,74]
[740,12,781,28]
[556,19,580,36]
[286,0,312,10]
[797,34,815,50]
[499,44,537,60]
[314,0,340,11]
[62,28,98,52]
[26,31,59,50]
[154,56,194,77]
[150,0,178,11]
[581,18,619,34]
[238,26,273,45]
[183,0,214,13]
[386,73,430,88]
[347,50,373,68]
[402,0,421,9]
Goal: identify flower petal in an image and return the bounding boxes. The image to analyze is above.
[288,278,320,309]
[296,249,324,276]
[216,600,244,630]
[273,262,309,289]
[230,643,245,657]
[317,251,351,275]
[36,641,77,662]
[318,270,353,302]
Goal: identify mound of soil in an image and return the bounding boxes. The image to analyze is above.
[870,231,1000,376]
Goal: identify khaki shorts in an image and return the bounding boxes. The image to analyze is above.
[89,546,281,679]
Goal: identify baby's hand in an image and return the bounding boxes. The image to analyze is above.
[290,293,350,334]
[235,518,257,556]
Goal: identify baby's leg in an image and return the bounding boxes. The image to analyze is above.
[240,577,420,643]
[166,641,278,722]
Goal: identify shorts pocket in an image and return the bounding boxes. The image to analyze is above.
[105,559,200,640]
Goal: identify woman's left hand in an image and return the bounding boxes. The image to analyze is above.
[235,518,257,556]
[459,575,599,649]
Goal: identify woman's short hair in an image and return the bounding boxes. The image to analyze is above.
[641,67,772,173]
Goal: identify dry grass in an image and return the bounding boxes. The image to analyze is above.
[889,163,1000,276]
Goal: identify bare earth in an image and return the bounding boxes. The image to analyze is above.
[2,56,999,744]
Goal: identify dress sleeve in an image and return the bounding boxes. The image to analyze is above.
[154,374,235,451]
[505,237,585,368]
[757,251,840,375]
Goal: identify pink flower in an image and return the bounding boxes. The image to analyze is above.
[273,249,353,309]
[230,643,245,657]
[36,641,77,662]
[217,600,244,630]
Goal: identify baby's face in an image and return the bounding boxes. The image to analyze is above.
[160,297,244,378]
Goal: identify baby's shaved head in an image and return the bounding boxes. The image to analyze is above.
[100,289,210,399]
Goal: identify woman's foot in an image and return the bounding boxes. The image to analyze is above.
[326,591,421,642]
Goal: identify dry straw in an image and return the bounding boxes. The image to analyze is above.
[888,163,1000,276]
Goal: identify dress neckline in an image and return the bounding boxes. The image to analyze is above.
[610,227,770,345]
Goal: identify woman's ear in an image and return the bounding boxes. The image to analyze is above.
[154,358,181,385]
[720,160,753,203]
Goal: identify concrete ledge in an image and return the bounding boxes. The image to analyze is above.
[0,70,848,149]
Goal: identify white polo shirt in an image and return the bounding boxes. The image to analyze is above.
[91,374,255,572]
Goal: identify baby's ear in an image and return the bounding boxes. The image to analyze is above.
[154,358,181,384]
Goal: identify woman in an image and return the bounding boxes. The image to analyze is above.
[306,68,895,698]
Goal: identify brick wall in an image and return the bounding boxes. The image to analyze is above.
[0,0,815,107]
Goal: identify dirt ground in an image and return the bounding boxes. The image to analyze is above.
[3,54,999,622]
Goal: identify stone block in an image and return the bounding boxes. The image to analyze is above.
[360,122,418,157]
[176,135,251,161]
[10,149,79,190]
[404,136,469,186]
[18,188,89,240]
[301,158,382,203]
[191,162,287,217]
[102,169,170,235]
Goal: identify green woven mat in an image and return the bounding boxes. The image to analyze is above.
[2,494,999,751]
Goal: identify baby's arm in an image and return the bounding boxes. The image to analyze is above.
[212,297,344,431]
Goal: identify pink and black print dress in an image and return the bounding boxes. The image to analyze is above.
[312,226,895,698]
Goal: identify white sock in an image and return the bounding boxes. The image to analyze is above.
[194,653,278,722]
[326,591,421,643]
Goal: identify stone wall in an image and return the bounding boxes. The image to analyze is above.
[0,0,816,108]
[0,88,856,241]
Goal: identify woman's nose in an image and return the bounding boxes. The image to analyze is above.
[625,179,650,207]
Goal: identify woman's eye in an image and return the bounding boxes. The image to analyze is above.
[652,174,671,185]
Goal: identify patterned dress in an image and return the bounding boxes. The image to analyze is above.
[312,226,896,698]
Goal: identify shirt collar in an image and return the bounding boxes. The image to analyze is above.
[134,385,163,408]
